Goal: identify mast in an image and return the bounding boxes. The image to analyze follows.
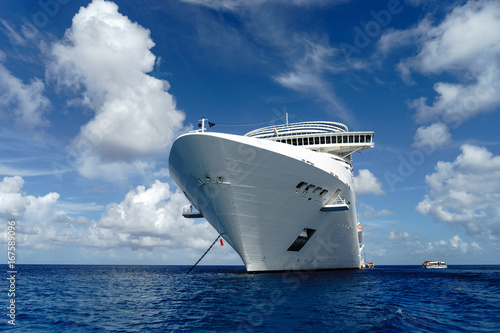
[199,117,206,132]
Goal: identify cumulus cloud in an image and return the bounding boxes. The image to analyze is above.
[48,0,188,180]
[383,0,500,125]
[87,180,218,251]
[412,122,451,149]
[0,176,226,260]
[0,63,50,129]
[425,235,482,255]
[383,230,482,261]
[0,176,27,220]
[0,175,97,225]
[416,144,500,240]
[0,176,95,249]
[354,169,385,195]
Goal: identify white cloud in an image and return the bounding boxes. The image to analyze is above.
[382,230,483,261]
[273,40,355,122]
[181,0,260,10]
[0,19,25,47]
[449,235,469,254]
[386,0,500,124]
[0,175,99,226]
[425,235,482,255]
[87,180,218,251]
[354,169,385,195]
[182,0,356,122]
[0,176,27,220]
[48,0,189,179]
[377,17,432,58]
[0,175,228,260]
[412,122,451,149]
[0,176,90,250]
[180,0,347,10]
[416,144,500,240]
[359,203,394,219]
[405,1,500,75]
[0,164,61,177]
[388,230,409,241]
[0,63,50,129]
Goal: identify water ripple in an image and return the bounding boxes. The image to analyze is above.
[1,265,499,332]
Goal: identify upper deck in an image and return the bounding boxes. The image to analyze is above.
[245,121,374,157]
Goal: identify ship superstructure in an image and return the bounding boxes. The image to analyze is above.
[169,118,374,272]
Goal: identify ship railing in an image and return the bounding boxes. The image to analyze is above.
[332,196,346,205]
[182,205,204,218]
[320,196,349,212]
[245,121,349,137]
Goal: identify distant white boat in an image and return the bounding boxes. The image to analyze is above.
[364,262,375,268]
[422,261,447,269]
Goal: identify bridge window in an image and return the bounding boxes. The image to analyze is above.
[320,137,325,144]
[292,138,297,146]
[287,139,291,144]
[314,137,319,145]
[360,135,365,143]
[331,136,336,143]
[309,137,314,145]
[303,138,308,145]
[298,138,303,145]
[343,136,348,143]
[326,136,331,144]
[355,135,359,143]
[366,135,371,142]
[349,135,353,143]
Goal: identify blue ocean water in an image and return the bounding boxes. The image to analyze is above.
[2,265,500,332]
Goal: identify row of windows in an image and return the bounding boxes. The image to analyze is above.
[247,122,348,137]
[277,134,372,146]
[255,131,338,139]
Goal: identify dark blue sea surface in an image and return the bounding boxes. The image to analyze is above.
[2,265,500,332]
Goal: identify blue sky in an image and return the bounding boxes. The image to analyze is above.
[1,0,499,265]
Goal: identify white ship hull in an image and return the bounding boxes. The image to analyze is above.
[169,132,363,272]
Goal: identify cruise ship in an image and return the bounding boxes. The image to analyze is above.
[168,118,374,272]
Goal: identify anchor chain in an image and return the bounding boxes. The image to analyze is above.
[186,234,221,274]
